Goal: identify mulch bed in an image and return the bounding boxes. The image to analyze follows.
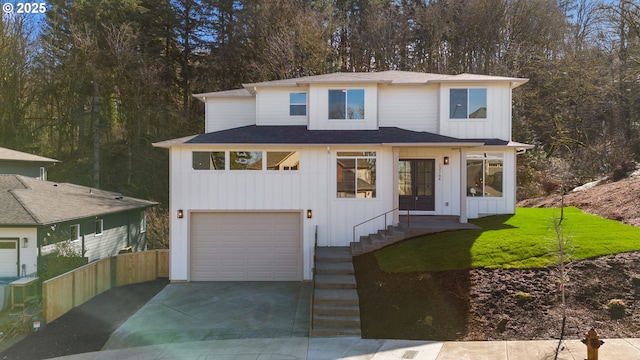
[0,279,168,360]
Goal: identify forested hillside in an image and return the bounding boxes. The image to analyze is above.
[1,0,639,206]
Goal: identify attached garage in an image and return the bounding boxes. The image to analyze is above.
[190,211,302,281]
[0,239,18,277]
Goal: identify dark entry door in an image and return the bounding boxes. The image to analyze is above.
[399,159,435,211]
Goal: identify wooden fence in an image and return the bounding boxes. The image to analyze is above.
[42,249,169,323]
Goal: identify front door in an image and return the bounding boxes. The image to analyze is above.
[399,159,435,211]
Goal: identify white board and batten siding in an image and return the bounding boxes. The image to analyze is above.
[205,97,256,133]
[438,83,512,141]
[190,211,301,281]
[466,148,517,218]
[307,84,378,130]
[169,146,331,281]
[398,148,461,216]
[378,84,439,133]
[255,87,308,126]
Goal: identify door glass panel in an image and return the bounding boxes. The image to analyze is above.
[416,161,433,196]
[398,160,412,196]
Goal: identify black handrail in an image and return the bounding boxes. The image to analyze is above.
[352,207,399,243]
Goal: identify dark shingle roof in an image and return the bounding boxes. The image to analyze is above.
[0,175,157,226]
[184,126,483,146]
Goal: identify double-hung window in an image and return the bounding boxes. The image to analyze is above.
[290,93,307,116]
[467,152,503,197]
[336,152,376,198]
[450,88,487,119]
[329,89,364,119]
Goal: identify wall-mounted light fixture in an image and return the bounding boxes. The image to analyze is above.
[307,209,313,219]
[177,209,184,219]
[443,156,450,165]
[22,237,28,248]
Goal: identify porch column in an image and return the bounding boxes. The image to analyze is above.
[393,147,400,225]
[459,148,468,223]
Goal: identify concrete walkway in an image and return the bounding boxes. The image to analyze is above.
[48,337,640,359]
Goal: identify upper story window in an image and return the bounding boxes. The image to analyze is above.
[329,89,364,120]
[336,151,376,198]
[193,151,225,170]
[467,152,503,197]
[290,93,307,116]
[450,88,487,119]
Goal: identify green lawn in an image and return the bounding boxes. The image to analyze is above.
[375,207,640,272]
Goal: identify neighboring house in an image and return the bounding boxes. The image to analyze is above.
[0,174,157,277]
[0,146,59,180]
[154,71,533,282]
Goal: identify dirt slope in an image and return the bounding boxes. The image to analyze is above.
[518,171,640,227]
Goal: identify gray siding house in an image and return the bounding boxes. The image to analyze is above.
[0,147,59,180]
[0,175,157,278]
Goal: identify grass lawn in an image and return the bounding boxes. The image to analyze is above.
[375,207,640,272]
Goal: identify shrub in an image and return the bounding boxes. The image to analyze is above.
[607,299,626,319]
[515,291,531,306]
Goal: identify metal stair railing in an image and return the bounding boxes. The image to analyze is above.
[352,207,399,244]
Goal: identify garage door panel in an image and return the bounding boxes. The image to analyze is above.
[191,212,301,281]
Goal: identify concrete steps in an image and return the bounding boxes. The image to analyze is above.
[310,247,361,337]
[350,225,408,256]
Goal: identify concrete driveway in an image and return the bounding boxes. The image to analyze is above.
[103,281,312,350]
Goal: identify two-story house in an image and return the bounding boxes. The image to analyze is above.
[154,71,532,282]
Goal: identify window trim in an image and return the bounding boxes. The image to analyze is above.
[95,219,103,236]
[289,92,307,116]
[140,211,147,233]
[328,89,365,120]
[336,151,377,199]
[192,151,225,170]
[449,88,487,120]
[466,152,504,198]
[70,224,81,242]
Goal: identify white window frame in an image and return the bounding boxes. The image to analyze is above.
[336,151,377,199]
[289,92,307,116]
[95,219,103,236]
[328,89,365,120]
[449,88,487,119]
[140,211,147,233]
[70,224,81,242]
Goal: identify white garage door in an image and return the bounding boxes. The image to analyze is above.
[190,212,301,281]
[0,240,18,277]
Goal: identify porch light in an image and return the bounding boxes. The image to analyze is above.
[307,209,313,219]
[177,209,184,219]
[22,237,28,248]
[444,156,450,165]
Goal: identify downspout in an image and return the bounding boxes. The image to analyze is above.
[392,147,400,225]
[459,148,468,223]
